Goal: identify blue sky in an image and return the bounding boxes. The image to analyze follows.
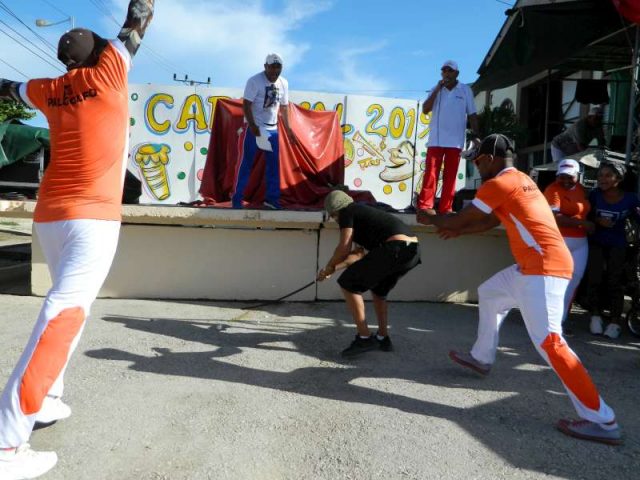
[1,0,510,104]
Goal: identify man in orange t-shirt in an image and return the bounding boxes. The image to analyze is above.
[0,2,154,478]
[417,134,620,446]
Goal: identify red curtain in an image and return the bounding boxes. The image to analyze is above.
[612,0,640,24]
[199,99,373,209]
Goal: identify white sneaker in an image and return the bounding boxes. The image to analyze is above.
[590,315,604,335]
[0,444,57,479]
[35,396,71,425]
[603,323,622,339]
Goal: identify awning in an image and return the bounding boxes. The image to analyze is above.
[473,0,633,93]
[0,121,49,169]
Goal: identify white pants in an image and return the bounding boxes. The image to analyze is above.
[563,236,588,322]
[471,265,615,424]
[0,220,120,448]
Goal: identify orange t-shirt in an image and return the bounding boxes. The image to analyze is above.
[543,182,590,238]
[473,168,573,279]
[24,40,131,222]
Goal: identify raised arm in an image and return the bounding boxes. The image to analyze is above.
[0,79,27,106]
[117,0,155,58]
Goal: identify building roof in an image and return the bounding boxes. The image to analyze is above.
[474,0,634,93]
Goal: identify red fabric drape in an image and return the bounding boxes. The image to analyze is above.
[612,0,640,24]
[199,99,374,209]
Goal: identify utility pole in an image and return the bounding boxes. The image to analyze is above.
[173,74,211,86]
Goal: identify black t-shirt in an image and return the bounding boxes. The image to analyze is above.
[338,203,414,250]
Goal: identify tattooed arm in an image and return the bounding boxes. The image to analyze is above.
[117,0,154,58]
[0,79,27,106]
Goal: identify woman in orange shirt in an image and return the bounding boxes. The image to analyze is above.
[543,159,594,331]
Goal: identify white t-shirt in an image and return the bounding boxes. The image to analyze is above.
[243,71,289,129]
[428,82,476,149]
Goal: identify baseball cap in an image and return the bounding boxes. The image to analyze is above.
[556,159,580,177]
[441,60,458,71]
[588,105,603,116]
[324,190,353,215]
[57,28,104,69]
[265,53,283,65]
[476,134,514,158]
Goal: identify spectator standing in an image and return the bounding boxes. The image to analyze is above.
[543,159,593,332]
[586,162,640,339]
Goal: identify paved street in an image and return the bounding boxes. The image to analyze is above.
[1,295,638,479]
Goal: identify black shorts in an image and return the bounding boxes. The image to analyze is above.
[338,241,421,298]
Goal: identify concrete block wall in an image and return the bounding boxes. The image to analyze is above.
[3,201,514,302]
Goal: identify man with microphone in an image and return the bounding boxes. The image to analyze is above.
[417,60,479,215]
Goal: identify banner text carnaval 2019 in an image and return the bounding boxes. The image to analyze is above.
[140,91,432,140]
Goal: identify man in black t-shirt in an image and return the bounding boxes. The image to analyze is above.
[318,191,421,357]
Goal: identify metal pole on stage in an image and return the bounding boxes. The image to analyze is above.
[543,70,551,165]
[625,25,639,173]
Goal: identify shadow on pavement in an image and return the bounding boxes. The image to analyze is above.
[85,302,639,480]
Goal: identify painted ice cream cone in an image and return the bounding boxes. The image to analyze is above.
[134,143,171,200]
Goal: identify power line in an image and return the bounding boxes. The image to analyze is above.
[0,19,60,65]
[89,0,120,27]
[92,0,180,72]
[0,25,64,73]
[0,55,28,79]
[39,0,71,18]
[88,0,180,75]
[0,0,57,53]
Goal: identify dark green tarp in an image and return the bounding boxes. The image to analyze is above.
[0,121,50,168]
[474,0,630,93]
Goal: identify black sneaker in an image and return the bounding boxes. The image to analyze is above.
[375,332,393,352]
[341,335,377,357]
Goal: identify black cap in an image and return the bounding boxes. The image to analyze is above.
[57,28,104,69]
[477,134,515,158]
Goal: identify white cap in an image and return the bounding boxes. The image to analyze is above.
[441,60,458,71]
[588,105,603,116]
[557,159,580,177]
[265,53,283,65]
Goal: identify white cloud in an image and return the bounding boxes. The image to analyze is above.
[0,0,393,98]
[302,42,392,95]
[110,0,333,86]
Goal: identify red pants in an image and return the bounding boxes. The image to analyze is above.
[417,146,461,213]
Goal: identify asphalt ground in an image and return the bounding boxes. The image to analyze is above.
[1,295,639,479]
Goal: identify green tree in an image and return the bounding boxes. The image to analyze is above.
[0,99,35,123]
[477,103,527,145]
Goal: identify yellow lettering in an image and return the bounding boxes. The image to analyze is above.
[406,108,416,139]
[145,93,174,134]
[418,111,431,139]
[365,104,388,138]
[207,95,231,131]
[389,107,405,139]
[176,94,208,133]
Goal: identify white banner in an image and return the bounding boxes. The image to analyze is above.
[128,84,466,208]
